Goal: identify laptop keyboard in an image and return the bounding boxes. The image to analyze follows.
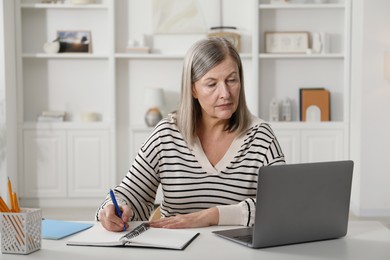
[234,234,253,244]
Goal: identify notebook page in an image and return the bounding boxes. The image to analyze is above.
[127,228,199,249]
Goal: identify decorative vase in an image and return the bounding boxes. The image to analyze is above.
[43,39,60,54]
[145,108,162,127]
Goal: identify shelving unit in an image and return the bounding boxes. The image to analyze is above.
[14,0,351,206]
[256,0,351,163]
[16,0,115,206]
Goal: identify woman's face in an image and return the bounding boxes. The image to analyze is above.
[192,57,241,123]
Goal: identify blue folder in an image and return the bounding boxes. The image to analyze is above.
[42,219,94,240]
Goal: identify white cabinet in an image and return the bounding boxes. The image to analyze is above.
[68,130,109,197]
[22,130,67,198]
[301,128,344,163]
[22,128,110,200]
[273,123,345,164]
[273,128,300,164]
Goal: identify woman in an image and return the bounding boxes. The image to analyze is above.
[96,37,285,231]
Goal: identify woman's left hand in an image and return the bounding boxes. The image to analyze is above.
[149,207,219,229]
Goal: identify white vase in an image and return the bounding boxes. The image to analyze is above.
[43,41,60,54]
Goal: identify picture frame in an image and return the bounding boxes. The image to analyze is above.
[57,30,92,53]
[265,32,309,54]
[299,88,330,122]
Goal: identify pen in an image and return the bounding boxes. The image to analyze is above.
[109,189,126,231]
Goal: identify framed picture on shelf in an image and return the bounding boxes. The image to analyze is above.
[265,32,309,54]
[299,88,330,122]
[57,30,92,53]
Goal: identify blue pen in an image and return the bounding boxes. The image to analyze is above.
[109,189,126,231]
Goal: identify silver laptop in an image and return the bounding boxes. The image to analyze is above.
[213,160,354,248]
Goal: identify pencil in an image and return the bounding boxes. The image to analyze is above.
[8,177,14,211]
[0,197,10,212]
[12,192,20,213]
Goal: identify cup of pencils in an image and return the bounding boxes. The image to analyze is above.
[0,178,42,254]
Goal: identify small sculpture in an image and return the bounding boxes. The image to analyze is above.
[281,98,292,121]
[269,98,279,122]
[312,33,322,54]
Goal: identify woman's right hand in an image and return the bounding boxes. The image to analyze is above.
[99,204,133,232]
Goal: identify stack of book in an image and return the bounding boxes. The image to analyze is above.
[37,111,66,122]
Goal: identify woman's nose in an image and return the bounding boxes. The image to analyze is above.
[218,82,231,98]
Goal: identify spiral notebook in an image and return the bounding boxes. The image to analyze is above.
[67,221,199,250]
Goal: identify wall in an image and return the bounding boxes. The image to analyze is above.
[0,0,6,199]
[0,0,17,201]
[350,0,390,216]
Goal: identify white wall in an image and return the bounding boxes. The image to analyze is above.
[0,0,7,200]
[0,0,17,202]
[350,0,390,216]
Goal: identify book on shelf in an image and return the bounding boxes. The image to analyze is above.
[299,88,330,122]
[37,116,64,122]
[41,110,66,117]
[67,221,199,250]
[37,110,66,122]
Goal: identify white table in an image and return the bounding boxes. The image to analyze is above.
[1,221,389,260]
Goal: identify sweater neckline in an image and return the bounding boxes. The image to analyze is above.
[192,133,245,174]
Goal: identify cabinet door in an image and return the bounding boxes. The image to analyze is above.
[129,128,152,162]
[67,130,109,197]
[301,129,344,163]
[23,130,67,198]
[273,129,300,164]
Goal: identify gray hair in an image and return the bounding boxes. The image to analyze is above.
[176,37,251,145]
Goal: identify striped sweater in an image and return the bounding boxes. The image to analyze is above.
[96,115,285,226]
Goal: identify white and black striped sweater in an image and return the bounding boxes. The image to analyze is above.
[96,115,285,226]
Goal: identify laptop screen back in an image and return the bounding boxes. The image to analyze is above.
[252,160,353,248]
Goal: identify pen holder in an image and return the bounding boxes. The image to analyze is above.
[0,208,42,254]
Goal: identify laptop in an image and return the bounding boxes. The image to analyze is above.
[213,160,354,248]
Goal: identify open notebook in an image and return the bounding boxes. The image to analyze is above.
[67,221,199,250]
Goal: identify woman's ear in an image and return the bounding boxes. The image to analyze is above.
[192,85,198,99]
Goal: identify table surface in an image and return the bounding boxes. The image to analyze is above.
[1,221,390,260]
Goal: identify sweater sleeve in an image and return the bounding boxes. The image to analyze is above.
[95,148,160,221]
[217,198,256,226]
[95,125,162,221]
